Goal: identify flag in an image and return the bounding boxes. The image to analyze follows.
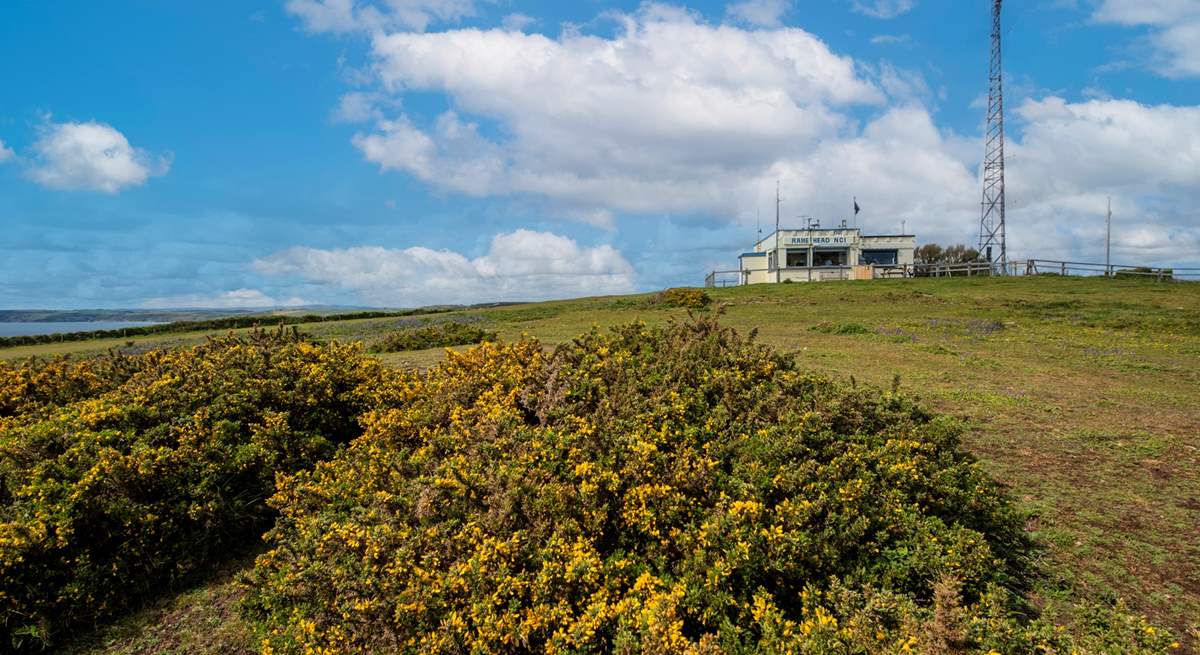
[854,199,861,215]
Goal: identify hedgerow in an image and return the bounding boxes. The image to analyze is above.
[242,317,1175,654]
[0,329,398,650]
[369,322,498,353]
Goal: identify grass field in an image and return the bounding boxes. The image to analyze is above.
[17,275,1197,653]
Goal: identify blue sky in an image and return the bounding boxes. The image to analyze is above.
[1,0,1197,309]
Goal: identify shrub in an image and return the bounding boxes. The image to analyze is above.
[1115,267,1173,280]
[810,321,873,335]
[653,287,712,309]
[0,329,400,650]
[369,322,497,353]
[240,317,1176,654]
[0,352,148,429]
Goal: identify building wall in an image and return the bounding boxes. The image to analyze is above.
[739,229,916,284]
[746,269,773,285]
[860,236,916,266]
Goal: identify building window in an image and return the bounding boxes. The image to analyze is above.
[861,249,898,266]
[813,249,848,267]
[786,249,808,268]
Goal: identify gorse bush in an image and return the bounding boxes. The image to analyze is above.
[0,351,147,431]
[653,287,712,309]
[0,329,394,650]
[0,320,1175,653]
[369,322,498,353]
[242,317,1175,654]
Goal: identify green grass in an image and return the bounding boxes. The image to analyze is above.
[47,275,1200,652]
[59,556,256,655]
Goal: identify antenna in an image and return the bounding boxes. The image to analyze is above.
[1106,197,1112,277]
[979,0,1007,272]
[775,181,782,282]
[755,183,763,244]
[775,181,781,236]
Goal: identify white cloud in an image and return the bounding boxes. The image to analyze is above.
[1093,0,1197,25]
[1093,0,1200,77]
[726,0,791,27]
[285,0,481,33]
[0,139,13,163]
[26,121,170,193]
[350,7,881,220]
[254,229,635,306]
[332,91,385,123]
[851,0,916,20]
[775,106,978,237]
[875,61,931,102]
[870,33,911,45]
[500,13,536,32]
[1012,97,1200,193]
[998,97,1200,264]
[141,288,311,309]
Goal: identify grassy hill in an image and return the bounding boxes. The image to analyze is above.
[10,275,1197,652]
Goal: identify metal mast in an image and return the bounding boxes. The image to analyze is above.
[979,0,1007,271]
[1106,197,1112,276]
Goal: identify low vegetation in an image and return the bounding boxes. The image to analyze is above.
[244,317,1175,653]
[0,329,391,650]
[368,321,497,353]
[653,287,712,309]
[1115,267,1174,280]
[809,321,873,335]
[3,276,1196,653]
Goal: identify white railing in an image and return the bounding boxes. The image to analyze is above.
[704,270,745,288]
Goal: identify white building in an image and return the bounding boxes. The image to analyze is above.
[712,227,916,286]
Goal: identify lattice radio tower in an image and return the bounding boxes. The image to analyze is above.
[979,0,1007,270]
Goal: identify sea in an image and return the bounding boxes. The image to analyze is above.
[0,321,164,338]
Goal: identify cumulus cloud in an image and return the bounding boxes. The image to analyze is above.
[0,139,13,163]
[1093,0,1200,77]
[285,0,481,33]
[851,0,916,19]
[26,121,170,193]
[254,229,635,306]
[349,6,881,221]
[141,288,311,309]
[726,0,791,27]
[1003,97,1200,263]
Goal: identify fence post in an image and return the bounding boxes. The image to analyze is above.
[1061,262,1067,276]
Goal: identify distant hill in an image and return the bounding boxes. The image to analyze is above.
[0,307,373,323]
